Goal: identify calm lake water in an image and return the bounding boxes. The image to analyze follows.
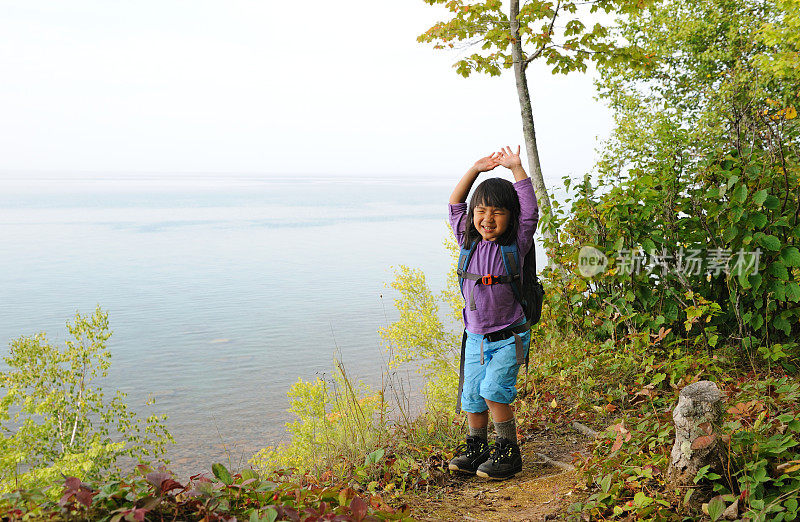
[0,173,553,478]
[0,174,461,476]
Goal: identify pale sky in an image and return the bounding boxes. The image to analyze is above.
[0,0,612,179]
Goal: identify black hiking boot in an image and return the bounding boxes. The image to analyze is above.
[448,436,491,474]
[476,437,522,479]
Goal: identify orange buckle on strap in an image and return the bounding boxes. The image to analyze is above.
[481,274,496,285]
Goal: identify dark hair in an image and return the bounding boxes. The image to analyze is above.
[464,177,520,247]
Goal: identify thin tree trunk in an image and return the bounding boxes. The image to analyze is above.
[69,359,87,447]
[510,0,557,256]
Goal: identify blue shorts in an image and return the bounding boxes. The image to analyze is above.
[460,326,530,413]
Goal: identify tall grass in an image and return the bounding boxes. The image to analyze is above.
[249,353,463,486]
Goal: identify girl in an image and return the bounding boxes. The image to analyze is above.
[447,145,538,480]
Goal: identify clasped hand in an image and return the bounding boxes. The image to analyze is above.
[472,146,523,174]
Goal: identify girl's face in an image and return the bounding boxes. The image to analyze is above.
[473,204,510,242]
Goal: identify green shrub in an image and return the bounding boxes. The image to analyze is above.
[539,0,799,373]
[379,233,464,420]
[0,306,173,494]
[249,361,388,479]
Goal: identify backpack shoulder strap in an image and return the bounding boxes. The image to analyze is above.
[499,243,523,305]
[456,239,479,299]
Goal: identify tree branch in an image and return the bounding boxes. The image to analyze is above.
[535,452,576,471]
[524,0,560,66]
[572,421,599,438]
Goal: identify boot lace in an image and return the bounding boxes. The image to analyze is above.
[454,437,486,459]
[488,439,514,463]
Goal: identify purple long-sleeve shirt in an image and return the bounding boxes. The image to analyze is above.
[449,178,539,334]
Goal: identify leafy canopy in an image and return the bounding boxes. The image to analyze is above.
[418,0,650,77]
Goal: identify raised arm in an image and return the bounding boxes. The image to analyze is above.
[449,153,501,204]
[496,145,529,182]
[502,145,538,252]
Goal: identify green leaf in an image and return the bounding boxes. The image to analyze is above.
[633,491,653,508]
[250,512,264,522]
[731,184,748,203]
[212,463,233,485]
[781,247,800,267]
[750,313,764,330]
[722,226,738,243]
[255,478,277,491]
[764,195,781,209]
[738,271,752,289]
[600,473,612,493]
[750,273,763,291]
[753,189,768,205]
[364,448,385,466]
[787,283,800,303]
[241,469,259,481]
[694,465,711,483]
[770,262,790,282]
[770,280,788,301]
[774,316,791,335]
[197,481,214,495]
[749,212,768,228]
[758,234,782,251]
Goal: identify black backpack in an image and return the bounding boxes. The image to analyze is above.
[457,240,544,325]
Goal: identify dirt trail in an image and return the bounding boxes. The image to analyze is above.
[407,427,591,521]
